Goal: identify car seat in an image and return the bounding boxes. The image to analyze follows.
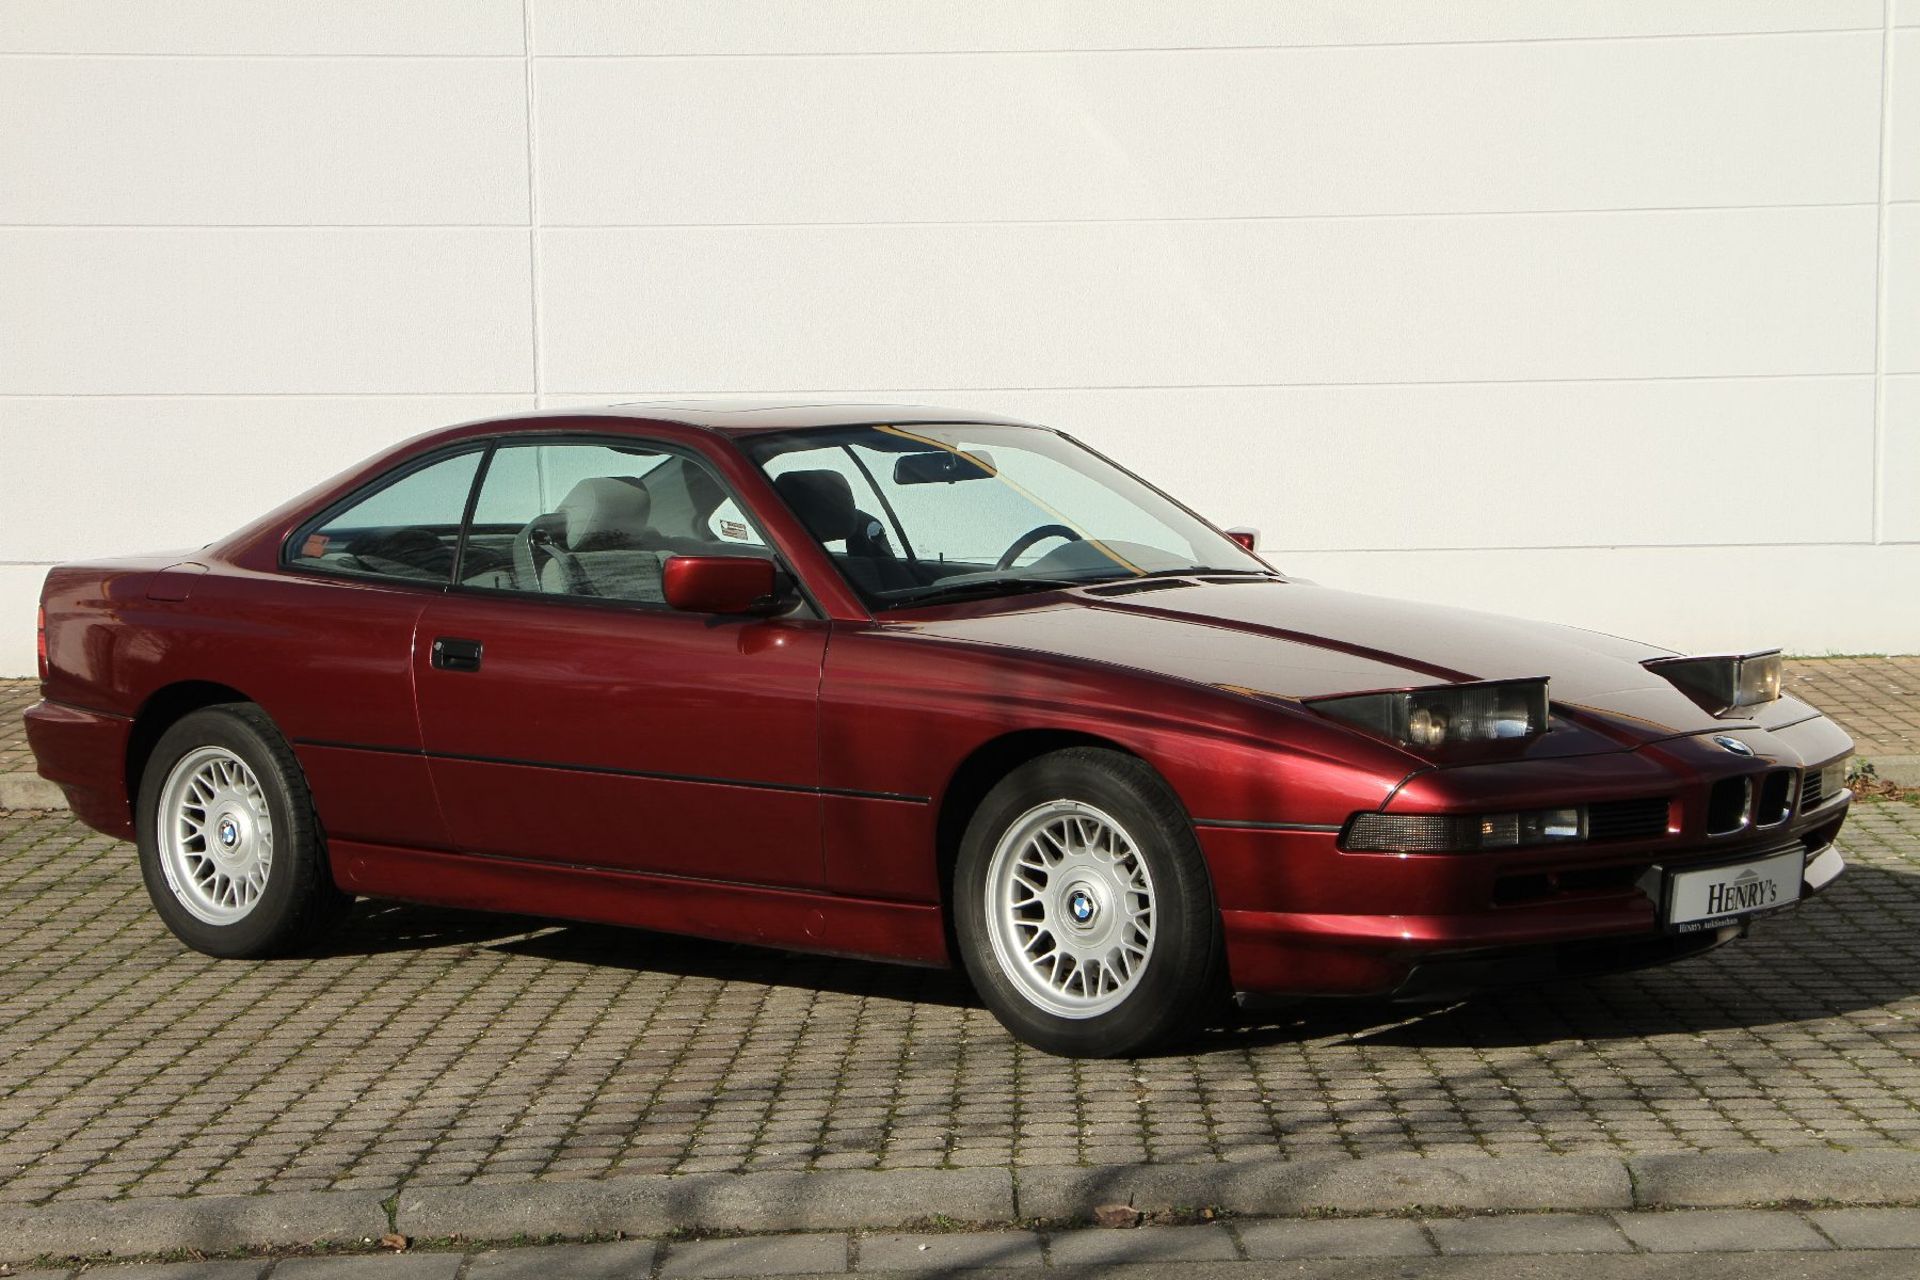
[517,477,666,602]
[773,470,915,593]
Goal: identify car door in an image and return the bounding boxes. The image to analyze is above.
[278,444,490,853]
[411,436,830,889]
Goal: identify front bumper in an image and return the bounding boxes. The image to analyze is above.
[1205,712,1855,999]
[1218,835,1844,998]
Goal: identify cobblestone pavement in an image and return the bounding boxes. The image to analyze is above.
[1784,657,1920,758]
[15,1210,1920,1278]
[1,800,1917,1208]
[0,677,38,775]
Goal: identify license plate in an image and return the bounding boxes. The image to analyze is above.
[1663,849,1803,933]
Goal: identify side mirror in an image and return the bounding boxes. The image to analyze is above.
[662,555,787,615]
[1225,526,1260,552]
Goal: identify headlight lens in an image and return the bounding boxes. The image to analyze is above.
[1308,678,1549,751]
[1644,650,1783,716]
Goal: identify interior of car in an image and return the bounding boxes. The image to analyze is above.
[771,469,921,595]
[292,446,775,606]
[748,431,1206,606]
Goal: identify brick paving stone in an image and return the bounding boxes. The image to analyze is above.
[0,679,39,776]
[466,1240,657,1278]
[1045,1224,1241,1264]
[271,1259,463,1280]
[1807,1208,1920,1249]
[857,1229,1045,1270]
[1425,1212,1632,1254]
[661,1234,848,1277]
[1613,1209,1831,1252]
[1234,1217,1433,1258]
[1784,658,1920,757]
[68,1265,264,1280]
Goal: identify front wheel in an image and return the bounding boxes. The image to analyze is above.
[954,748,1223,1057]
[136,704,351,958]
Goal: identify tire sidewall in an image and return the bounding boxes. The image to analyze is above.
[955,749,1219,1057]
[137,707,310,958]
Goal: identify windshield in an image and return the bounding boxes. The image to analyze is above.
[743,423,1271,608]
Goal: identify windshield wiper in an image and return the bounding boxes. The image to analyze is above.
[883,576,1087,608]
[1109,566,1278,582]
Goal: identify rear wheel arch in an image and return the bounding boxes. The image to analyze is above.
[135,701,352,956]
[125,681,257,807]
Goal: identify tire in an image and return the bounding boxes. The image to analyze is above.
[953,747,1224,1057]
[135,703,352,958]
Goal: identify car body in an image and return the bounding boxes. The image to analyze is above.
[26,401,1853,1054]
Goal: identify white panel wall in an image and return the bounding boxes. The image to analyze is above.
[537,35,1881,223]
[538,211,1876,389]
[0,59,529,225]
[2,0,1915,676]
[531,1,1886,53]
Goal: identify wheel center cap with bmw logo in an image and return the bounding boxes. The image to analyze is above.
[1066,886,1098,927]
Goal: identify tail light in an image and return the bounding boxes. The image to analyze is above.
[36,603,49,682]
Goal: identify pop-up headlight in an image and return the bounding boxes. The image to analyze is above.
[1307,678,1549,752]
[1644,651,1783,716]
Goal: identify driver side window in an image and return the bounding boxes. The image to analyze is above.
[459,441,769,605]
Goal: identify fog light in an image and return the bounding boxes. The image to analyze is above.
[1344,805,1590,853]
[1533,807,1584,840]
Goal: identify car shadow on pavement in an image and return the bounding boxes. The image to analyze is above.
[309,865,1919,1054]
[478,915,979,1008]
[1213,864,1920,1053]
[317,899,555,957]
[314,899,977,1004]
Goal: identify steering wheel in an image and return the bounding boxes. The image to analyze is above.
[996,523,1082,570]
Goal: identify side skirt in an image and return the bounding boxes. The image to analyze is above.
[330,840,952,968]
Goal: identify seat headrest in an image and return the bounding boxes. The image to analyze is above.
[557,477,651,551]
[774,470,855,539]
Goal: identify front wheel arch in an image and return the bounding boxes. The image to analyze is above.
[935,730,1174,937]
[951,745,1227,1055]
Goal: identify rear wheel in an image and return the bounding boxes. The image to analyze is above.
[954,748,1223,1057]
[136,704,351,958]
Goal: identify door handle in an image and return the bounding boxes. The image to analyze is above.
[431,637,484,672]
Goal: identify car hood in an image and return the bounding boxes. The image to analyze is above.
[890,579,1819,750]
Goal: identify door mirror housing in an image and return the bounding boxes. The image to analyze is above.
[1225,526,1260,552]
[662,555,788,615]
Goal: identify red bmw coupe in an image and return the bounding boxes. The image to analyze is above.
[26,402,1852,1056]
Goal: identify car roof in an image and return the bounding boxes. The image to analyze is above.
[490,398,1047,436]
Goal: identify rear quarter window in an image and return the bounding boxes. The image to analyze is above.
[287,450,482,584]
